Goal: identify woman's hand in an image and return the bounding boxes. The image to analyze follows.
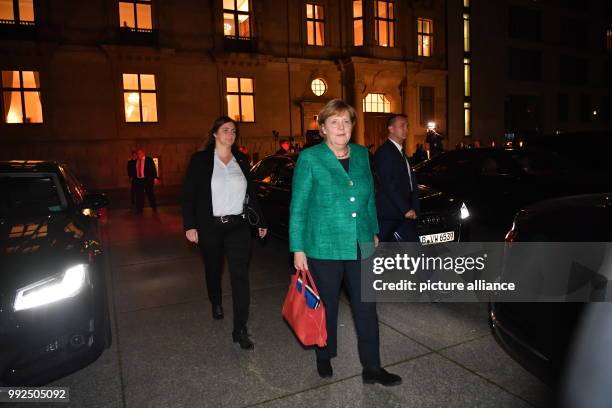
[294,251,308,271]
[185,229,198,243]
[258,228,268,238]
[374,234,379,248]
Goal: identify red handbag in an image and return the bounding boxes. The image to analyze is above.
[282,269,327,347]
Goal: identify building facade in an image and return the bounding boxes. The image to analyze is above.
[447,0,612,145]
[0,0,449,190]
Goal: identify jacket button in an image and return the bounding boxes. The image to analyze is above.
[349,197,355,202]
[351,212,357,218]
[348,180,353,186]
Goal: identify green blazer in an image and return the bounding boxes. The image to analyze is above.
[289,142,379,260]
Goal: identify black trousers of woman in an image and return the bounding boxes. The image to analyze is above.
[198,218,251,331]
[307,254,381,369]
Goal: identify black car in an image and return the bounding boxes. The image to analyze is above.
[0,161,111,385]
[489,192,612,386]
[412,147,611,239]
[250,154,471,244]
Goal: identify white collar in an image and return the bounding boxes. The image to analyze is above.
[389,138,403,153]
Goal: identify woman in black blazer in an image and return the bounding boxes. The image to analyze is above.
[182,116,267,350]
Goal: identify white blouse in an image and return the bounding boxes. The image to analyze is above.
[210,150,247,216]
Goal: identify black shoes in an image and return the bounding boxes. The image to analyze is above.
[232,327,254,350]
[362,368,402,386]
[212,304,224,320]
[316,359,333,378]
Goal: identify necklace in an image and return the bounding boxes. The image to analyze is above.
[335,146,350,159]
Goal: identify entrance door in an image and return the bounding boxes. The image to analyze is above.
[363,112,394,149]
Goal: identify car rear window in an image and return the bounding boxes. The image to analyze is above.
[0,173,68,216]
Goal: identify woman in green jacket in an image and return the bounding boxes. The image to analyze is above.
[289,99,402,386]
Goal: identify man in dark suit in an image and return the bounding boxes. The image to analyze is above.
[134,148,158,212]
[374,114,419,242]
[127,151,137,209]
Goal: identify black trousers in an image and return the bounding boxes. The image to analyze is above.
[135,178,157,210]
[307,254,381,369]
[199,219,251,332]
[130,179,137,206]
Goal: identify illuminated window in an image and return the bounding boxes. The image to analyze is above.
[464,102,471,136]
[311,78,327,96]
[464,58,471,97]
[1,71,43,124]
[353,0,363,46]
[0,0,34,25]
[374,0,394,47]
[118,0,152,32]
[223,0,251,40]
[417,18,433,56]
[463,13,470,52]
[363,93,391,113]
[226,77,254,122]
[306,4,325,46]
[419,86,434,126]
[122,73,157,123]
[463,0,470,7]
[607,28,612,51]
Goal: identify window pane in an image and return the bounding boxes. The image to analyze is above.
[3,91,22,123]
[23,91,43,123]
[119,2,135,28]
[223,13,235,36]
[223,0,235,10]
[124,92,141,122]
[227,94,240,121]
[353,0,362,18]
[21,71,38,88]
[464,18,470,52]
[2,71,20,88]
[423,36,431,56]
[315,5,324,19]
[141,92,157,122]
[236,0,249,12]
[306,4,313,19]
[316,22,324,46]
[238,14,250,37]
[389,22,394,46]
[377,1,387,18]
[464,108,471,135]
[122,73,138,90]
[19,0,34,22]
[0,0,14,21]
[239,78,253,93]
[240,95,254,122]
[388,3,393,19]
[307,21,314,45]
[226,77,239,93]
[378,20,388,46]
[136,4,152,29]
[140,74,156,90]
[418,35,423,55]
[464,64,471,97]
[354,20,363,46]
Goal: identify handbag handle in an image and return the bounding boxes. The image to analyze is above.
[296,268,321,297]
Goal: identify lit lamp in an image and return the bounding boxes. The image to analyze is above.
[427,121,436,131]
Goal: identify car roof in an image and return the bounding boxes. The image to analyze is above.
[0,160,63,173]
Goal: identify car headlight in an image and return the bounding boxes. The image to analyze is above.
[14,264,88,311]
[460,202,470,220]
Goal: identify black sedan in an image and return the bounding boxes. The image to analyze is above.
[250,154,471,244]
[412,148,611,239]
[489,192,612,386]
[0,160,111,385]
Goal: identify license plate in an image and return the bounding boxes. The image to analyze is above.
[419,231,455,245]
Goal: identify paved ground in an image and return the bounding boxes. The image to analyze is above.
[37,206,553,408]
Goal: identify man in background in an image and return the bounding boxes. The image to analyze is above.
[134,148,158,213]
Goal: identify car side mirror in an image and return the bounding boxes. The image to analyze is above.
[82,193,109,209]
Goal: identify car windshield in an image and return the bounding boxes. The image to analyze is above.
[511,151,569,176]
[0,173,68,217]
